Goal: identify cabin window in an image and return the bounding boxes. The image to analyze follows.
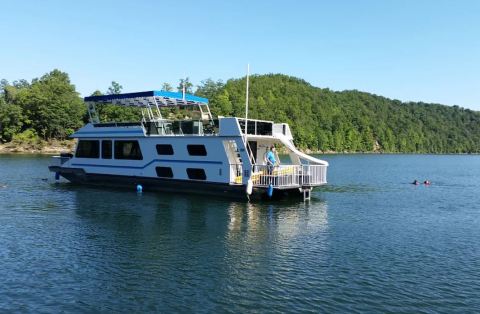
[156,144,174,155]
[155,167,174,178]
[187,144,207,156]
[114,140,143,160]
[186,168,207,180]
[75,140,99,158]
[102,140,112,159]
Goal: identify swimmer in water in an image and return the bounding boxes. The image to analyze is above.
[412,179,420,185]
[424,180,431,185]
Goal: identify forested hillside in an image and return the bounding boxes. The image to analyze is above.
[1,70,479,153]
[197,74,480,153]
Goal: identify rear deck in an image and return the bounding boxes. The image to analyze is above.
[232,164,327,189]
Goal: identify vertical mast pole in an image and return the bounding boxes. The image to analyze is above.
[244,64,250,141]
[182,75,186,101]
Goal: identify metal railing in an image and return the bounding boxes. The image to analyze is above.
[229,164,327,187]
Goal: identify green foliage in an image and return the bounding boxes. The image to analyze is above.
[10,128,44,150]
[206,74,480,153]
[0,98,24,142]
[12,128,39,143]
[13,69,85,140]
[195,79,224,99]
[96,105,142,122]
[1,71,479,153]
[177,78,193,94]
[88,90,141,123]
[161,83,173,91]
[107,81,123,95]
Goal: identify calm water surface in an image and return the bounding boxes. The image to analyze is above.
[0,154,479,313]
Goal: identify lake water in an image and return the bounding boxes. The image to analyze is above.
[0,154,479,313]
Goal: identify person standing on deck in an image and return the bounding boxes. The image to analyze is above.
[266,146,279,174]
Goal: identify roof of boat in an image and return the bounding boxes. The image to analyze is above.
[84,90,208,107]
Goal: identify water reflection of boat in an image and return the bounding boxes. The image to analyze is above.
[227,201,329,240]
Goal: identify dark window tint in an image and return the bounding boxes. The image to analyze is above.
[187,144,207,156]
[186,168,206,180]
[155,167,173,178]
[75,140,99,158]
[102,140,112,159]
[156,144,174,155]
[114,141,143,160]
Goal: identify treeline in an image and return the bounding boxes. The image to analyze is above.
[198,74,480,153]
[1,70,479,153]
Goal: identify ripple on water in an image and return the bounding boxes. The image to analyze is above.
[0,155,480,312]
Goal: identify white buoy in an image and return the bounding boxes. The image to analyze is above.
[246,179,253,195]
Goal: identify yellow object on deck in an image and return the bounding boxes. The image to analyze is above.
[273,166,294,176]
[235,175,242,184]
[251,171,264,184]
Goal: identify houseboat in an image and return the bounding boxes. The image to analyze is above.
[49,90,328,200]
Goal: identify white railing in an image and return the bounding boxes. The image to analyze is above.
[299,164,327,186]
[229,164,327,187]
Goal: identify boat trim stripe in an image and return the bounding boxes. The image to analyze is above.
[74,130,145,135]
[71,159,223,169]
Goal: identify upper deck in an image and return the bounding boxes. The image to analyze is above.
[71,117,288,139]
[82,90,286,139]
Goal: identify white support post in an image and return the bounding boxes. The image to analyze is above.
[86,102,99,124]
[152,97,162,120]
[244,64,250,141]
[204,104,214,123]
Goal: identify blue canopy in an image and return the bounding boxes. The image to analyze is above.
[84,90,208,107]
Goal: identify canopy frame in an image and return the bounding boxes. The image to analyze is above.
[84,90,212,124]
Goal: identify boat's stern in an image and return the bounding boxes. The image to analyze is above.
[48,153,74,178]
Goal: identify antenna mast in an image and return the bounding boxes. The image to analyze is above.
[244,64,250,141]
[182,75,186,101]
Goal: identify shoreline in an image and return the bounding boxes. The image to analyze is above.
[0,140,75,155]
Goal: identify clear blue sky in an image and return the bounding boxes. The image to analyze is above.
[1,0,479,109]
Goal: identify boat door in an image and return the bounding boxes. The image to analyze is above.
[248,141,257,164]
[223,140,242,184]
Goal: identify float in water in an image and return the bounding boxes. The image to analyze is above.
[49,90,328,200]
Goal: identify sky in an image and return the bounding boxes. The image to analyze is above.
[1,0,479,109]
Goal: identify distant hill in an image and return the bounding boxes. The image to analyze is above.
[197,74,480,153]
[2,71,479,153]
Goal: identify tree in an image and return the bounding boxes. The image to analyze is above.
[0,98,24,142]
[177,77,193,94]
[12,79,30,89]
[196,78,224,99]
[15,69,85,139]
[209,89,232,116]
[0,79,8,93]
[90,89,141,123]
[161,83,173,91]
[107,81,123,95]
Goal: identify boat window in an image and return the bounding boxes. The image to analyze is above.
[186,168,207,180]
[156,144,174,155]
[155,167,174,178]
[102,140,112,159]
[187,144,207,156]
[75,140,99,158]
[114,140,143,160]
